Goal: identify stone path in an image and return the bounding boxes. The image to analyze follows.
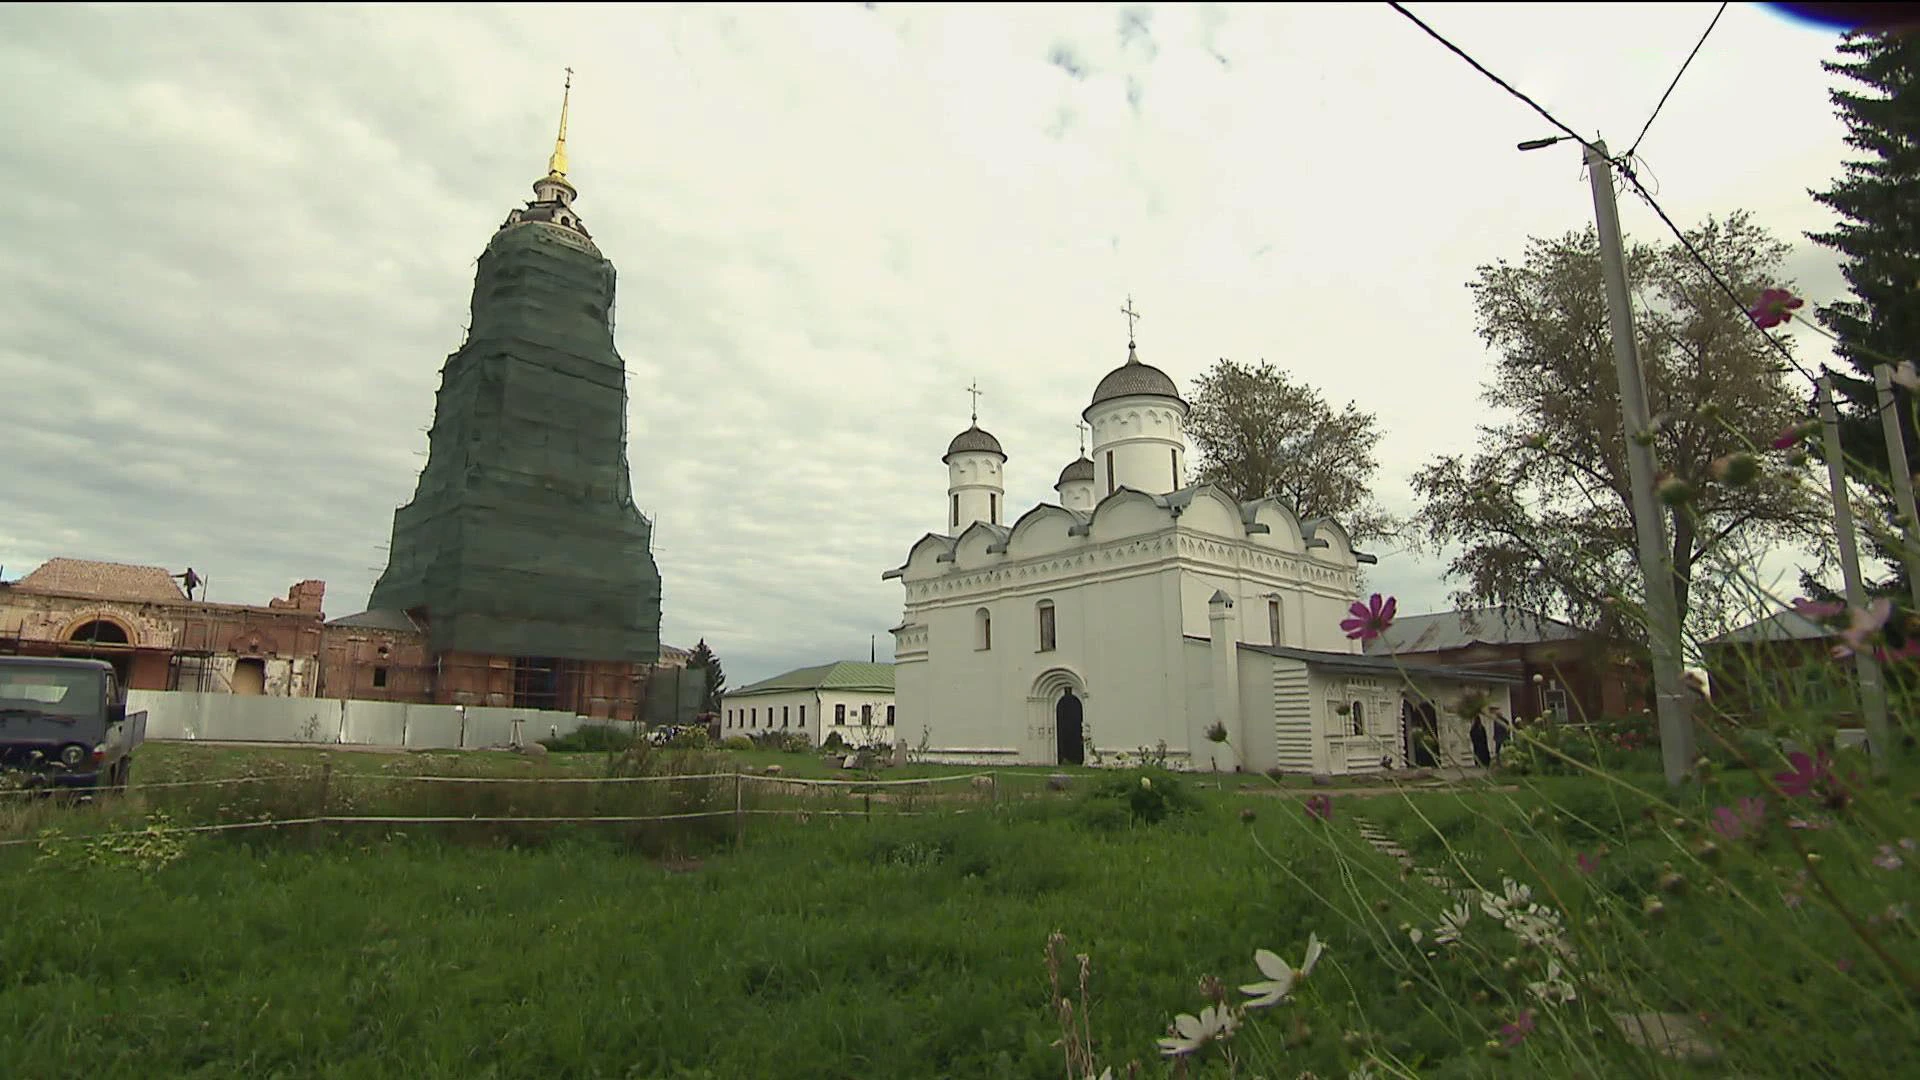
[1347,813,1716,1064]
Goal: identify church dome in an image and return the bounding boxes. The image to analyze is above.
[1088,344,1184,409]
[1055,456,1094,486]
[943,424,1006,462]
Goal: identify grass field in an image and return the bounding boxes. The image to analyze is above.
[5,740,1915,1078]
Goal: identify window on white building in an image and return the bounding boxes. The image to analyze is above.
[1105,450,1115,495]
[1171,448,1180,489]
[1268,599,1282,646]
[835,703,846,724]
[751,707,757,727]
[1351,701,1366,737]
[976,608,992,650]
[990,492,999,523]
[886,704,895,726]
[860,704,872,725]
[800,705,806,725]
[1037,600,1056,652]
[951,493,959,530]
[782,705,790,727]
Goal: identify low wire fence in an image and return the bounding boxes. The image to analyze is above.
[0,767,1059,852]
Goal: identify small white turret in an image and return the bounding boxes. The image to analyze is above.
[1084,340,1189,498]
[943,425,1006,533]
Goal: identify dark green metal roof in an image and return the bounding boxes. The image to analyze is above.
[729,661,895,697]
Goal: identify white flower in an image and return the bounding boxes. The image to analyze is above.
[1434,902,1473,945]
[1087,1071,1114,1080]
[1157,1004,1240,1056]
[1526,959,1578,1005]
[1407,926,1424,947]
[1239,933,1324,1009]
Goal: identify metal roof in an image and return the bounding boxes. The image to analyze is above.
[1364,606,1585,656]
[727,661,895,697]
[325,608,423,633]
[943,425,1006,461]
[1238,642,1523,684]
[1701,609,1835,646]
[1055,456,1094,486]
[1087,344,1184,410]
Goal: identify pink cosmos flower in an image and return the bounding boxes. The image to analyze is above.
[1500,1009,1536,1047]
[1874,638,1920,664]
[1749,287,1805,329]
[1775,750,1835,799]
[1792,597,1847,622]
[1340,593,1398,642]
[1832,598,1894,659]
[1575,852,1598,875]
[1710,796,1767,841]
[1304,793,1333,822]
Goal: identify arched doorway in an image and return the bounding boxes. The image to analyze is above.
[67,620,129,646]
[1056,689,1084,766]
[1403,698,1439,767]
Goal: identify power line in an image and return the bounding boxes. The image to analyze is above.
[1384,2,1597,156]
[1383,1,1823,391]
[1626,2,1729,160]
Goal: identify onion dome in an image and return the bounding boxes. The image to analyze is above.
[1088,342,1183,409]
[943,424,1006,463]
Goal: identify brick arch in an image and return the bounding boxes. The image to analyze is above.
[60,612,137,646]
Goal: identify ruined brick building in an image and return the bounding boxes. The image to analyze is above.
[2,77,682,722]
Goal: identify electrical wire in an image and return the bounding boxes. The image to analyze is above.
[1383,1,1824,391]
[1626,2,1729,160]
[1384,2,1600,157]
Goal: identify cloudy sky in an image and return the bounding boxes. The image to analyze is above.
[0,3,1864,684]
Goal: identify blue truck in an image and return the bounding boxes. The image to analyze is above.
[0,656,146,795]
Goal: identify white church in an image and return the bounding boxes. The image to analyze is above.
[884,335,1515,775]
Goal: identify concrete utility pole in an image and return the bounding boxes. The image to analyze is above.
[1584,138,1695,788]
[1820,376,1893,775]
[1873,364,1920,610]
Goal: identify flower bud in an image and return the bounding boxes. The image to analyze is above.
[1709,452,1760,486]
[1657,476,1697,506]
[1642,896,1667,919]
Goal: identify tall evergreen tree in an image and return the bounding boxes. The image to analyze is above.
[1807,30,1920,583]
[687,638,725,714]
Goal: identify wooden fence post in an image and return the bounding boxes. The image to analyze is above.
[732,771,743,850]
[313,761,333,848]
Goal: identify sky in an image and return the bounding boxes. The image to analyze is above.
[0,3,1867,685]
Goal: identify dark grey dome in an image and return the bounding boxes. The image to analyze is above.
[1088,343,1183,410]
[943,424,1006,462]
[1055,456,1095,487]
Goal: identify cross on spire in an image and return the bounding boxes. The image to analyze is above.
[966,380,984,425]
[1077,420,1090,457]
[1120,294,1141,344]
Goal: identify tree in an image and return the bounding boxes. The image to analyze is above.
[1410,213,1828,643]
[687,638,725,714]
[1808,30,1920,585]
[1186,359,1397,544]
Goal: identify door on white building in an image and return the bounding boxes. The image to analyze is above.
[1056,689,1084,766]
[1403,698,1439,767]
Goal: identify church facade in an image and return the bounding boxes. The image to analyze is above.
[885,339,1515,774]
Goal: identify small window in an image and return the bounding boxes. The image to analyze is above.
[373,666,388,689]
[951,493,959,529]
[862,704,873,724]
[835,703,846,724]
[990,492,998,523]
[886,704,895,726]
[976,608,992,651]
[1351,701,1366,737]
[1105,450,1116,495]
[1038,600,1056,652]
[751,707,757,726]
[1171,448,1180,489]
[800,705,806,725]
[1268,599,1283,646]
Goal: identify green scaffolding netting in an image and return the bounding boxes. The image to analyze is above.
[369,222,663,663]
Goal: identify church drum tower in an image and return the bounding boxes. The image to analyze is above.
[367,72,663,718]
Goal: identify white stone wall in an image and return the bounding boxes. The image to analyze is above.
[719,690,815,738]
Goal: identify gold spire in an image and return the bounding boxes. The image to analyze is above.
[546,67,573,179]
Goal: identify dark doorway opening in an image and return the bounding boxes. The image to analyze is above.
[1404,699,1439,767]
[1055,688,1084,766]
[512,657,561,711]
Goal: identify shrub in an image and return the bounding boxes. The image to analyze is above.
[821,731,849,753]
[1079,768,1199,829]
[539,724,641,754]
[748,730,813,754]
[719,736,753,751]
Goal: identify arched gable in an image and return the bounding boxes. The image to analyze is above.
[1246,499,1307,554]
[1006,504,1082,560]
[1087,487,1171,543]
[951,521,1010,570]
[1176,485,1243,540]
[1302,517,1358,566]
[894,533,957,581]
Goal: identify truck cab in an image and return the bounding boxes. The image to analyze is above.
[0,656,145,794]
